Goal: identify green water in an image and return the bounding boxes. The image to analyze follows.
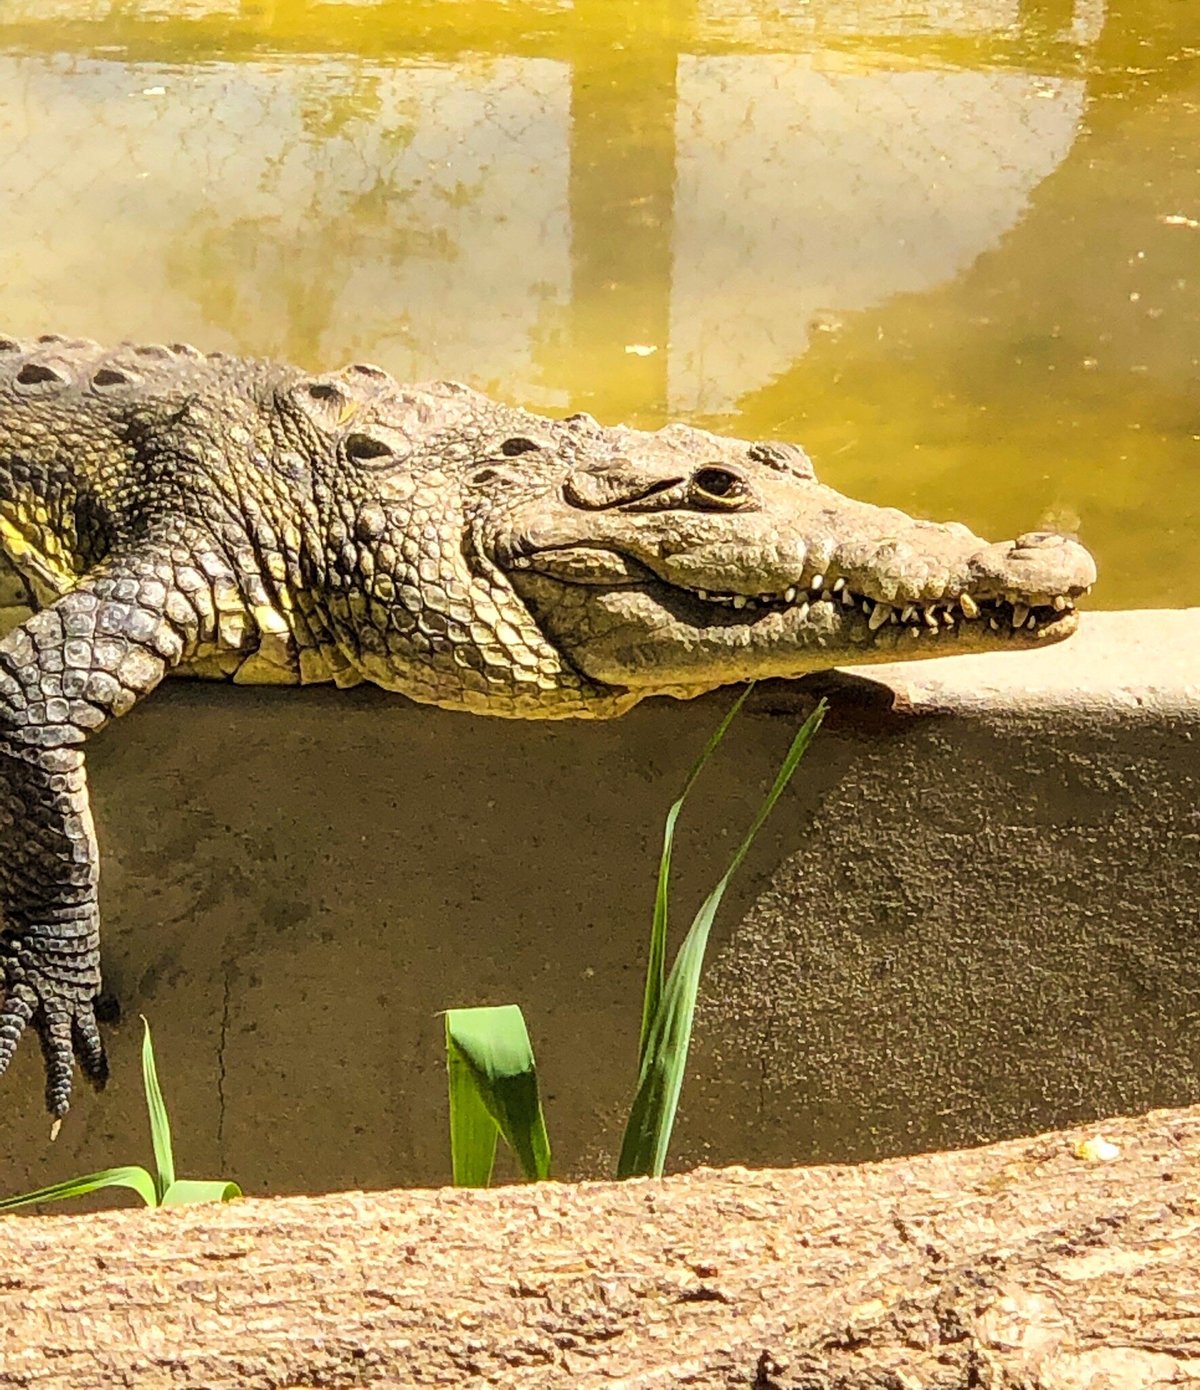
[0,0,1195,605]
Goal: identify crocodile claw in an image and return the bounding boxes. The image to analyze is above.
[0,960,108,1118]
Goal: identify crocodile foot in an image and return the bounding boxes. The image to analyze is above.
[0,941,108,1118]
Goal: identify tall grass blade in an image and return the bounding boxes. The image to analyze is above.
[445,1005,551,1185]
[0,1165,157,1212]
[619,698,827,1179]
[639,684,754,1065]
[140,1017,175,1202]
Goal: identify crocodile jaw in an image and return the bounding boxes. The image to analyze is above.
[508,529,1095,694]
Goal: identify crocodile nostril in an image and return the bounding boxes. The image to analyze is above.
[1015,531,1067,549]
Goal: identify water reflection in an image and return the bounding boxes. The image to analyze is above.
[0,57,573,404]
[0,0,1195,602]
[670,59,1084,415]
[702,0,1103,42]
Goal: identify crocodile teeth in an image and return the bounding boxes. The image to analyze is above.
[685,577,1067,633]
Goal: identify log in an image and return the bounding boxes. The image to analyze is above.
[2,1106,1199,1389]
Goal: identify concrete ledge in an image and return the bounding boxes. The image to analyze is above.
[1,611,1198,1196]
[867,608,1200,717]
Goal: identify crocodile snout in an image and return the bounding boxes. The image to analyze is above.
[968,532,1097,602]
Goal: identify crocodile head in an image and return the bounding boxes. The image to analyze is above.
[321,382,1094,717]
[464,414,1095,708]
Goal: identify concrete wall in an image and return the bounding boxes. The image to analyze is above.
[2,611,1198,1198]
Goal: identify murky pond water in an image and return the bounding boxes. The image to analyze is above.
[0,0,1195,602]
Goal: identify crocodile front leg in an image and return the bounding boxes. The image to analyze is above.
[0,551,189,1116]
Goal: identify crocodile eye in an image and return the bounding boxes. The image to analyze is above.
[690,465,747,506]
[345,432,395,463]
[500,436,543,457]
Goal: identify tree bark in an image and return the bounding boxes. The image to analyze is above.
[2,1105,1199,1389]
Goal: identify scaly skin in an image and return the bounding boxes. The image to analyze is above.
[0,333,1096,1115]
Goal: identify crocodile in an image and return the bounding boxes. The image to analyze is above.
[0,333,1096,1117]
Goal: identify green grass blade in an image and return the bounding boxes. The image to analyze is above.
[639,684,755,1065]
[447,1031,501,1187]
[161,1179,242,1206]
[140,1017,175,1202]
[619,885,726,1178]
[445,1005,551,1184]
[619,699,827,1179]
[0,1165,157,1212]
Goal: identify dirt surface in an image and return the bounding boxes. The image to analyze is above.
[3,1101,1199,1387]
